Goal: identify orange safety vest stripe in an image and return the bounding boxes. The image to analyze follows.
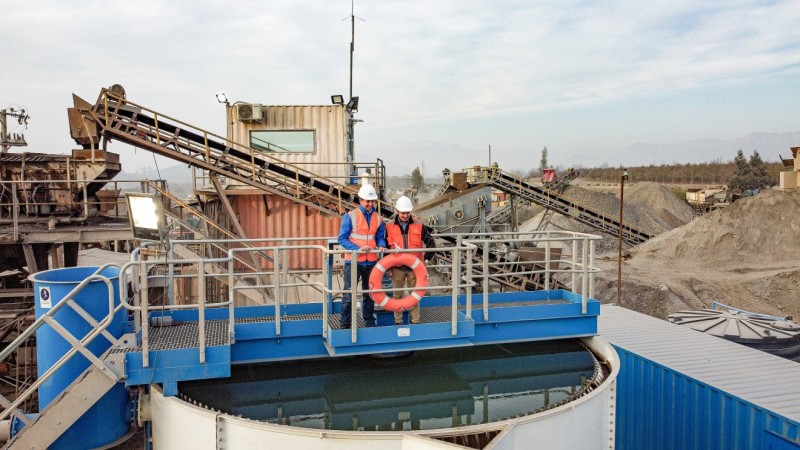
[386,220,424,261]
[345,209,380,262]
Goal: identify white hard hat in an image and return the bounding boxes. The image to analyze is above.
[395,196,413,212]
[358,184,378,200]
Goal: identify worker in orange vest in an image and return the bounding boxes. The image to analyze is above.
[337,184,386,328]
[386,196,436,325]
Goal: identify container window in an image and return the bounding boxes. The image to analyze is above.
[250,130,315,154]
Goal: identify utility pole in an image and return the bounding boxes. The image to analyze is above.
[617,168,628,305]
[0,108,29,153]
[345,1,363,167]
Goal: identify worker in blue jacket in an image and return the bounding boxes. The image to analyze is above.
[337,184,386,328]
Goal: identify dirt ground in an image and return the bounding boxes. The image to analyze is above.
[521,181,800,321]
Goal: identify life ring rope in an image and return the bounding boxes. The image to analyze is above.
[368,253,429,312]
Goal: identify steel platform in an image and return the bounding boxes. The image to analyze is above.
[118,290,599,395]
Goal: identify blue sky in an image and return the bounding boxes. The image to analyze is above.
[2,1,799,177]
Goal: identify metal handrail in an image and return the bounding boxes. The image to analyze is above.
[120,253,234,368]
[118,231,602,352]
[0,178,168,220]
[438,230,602,317]
[0,265,121,425]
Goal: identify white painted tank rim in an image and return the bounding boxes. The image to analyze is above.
[154,336,619,440]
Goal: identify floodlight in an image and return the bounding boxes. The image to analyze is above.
[216,93,229,104]
[125,193,167,242]
[346,96,359,112]
[331,95,344,105]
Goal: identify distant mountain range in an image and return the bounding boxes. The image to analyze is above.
[115,131,800,182]
[117,163,194,185]
[604,131,800,167]
[363,131,800,177]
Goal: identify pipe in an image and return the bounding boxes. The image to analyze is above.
[0,216,89,225]
[24,185,42,216]
[0,419,10,442]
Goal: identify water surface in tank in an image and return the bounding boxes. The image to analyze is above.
[180,339,596,431]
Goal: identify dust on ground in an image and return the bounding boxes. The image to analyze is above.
[519,182,800,321]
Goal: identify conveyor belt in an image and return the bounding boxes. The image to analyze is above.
[74,89,395,218]
[486,168,652,245]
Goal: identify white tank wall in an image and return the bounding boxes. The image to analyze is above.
[150,337,619,450]
[150,392,462,450]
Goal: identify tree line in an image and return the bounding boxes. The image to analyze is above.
[579,150,784,188]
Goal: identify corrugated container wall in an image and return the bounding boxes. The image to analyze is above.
[232,194,339,270]
[613,347,800,450]
[600,306,800,450]
[228,104,349,179]
[223,104,350,270]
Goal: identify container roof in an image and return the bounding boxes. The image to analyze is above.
[599,305,800,421]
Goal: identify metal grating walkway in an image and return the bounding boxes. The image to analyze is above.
[112,298,574,349]
[112,320,230,353]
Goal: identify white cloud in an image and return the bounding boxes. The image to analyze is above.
[2,0,799,175]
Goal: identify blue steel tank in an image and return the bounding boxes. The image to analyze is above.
[30,266,130,449]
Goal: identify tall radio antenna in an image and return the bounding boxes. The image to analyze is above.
[347,0,364,101]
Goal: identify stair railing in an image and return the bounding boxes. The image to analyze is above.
[0,264,122,425]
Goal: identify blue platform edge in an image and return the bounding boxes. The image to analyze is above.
[124,346,231,396]
[122,289,598,390]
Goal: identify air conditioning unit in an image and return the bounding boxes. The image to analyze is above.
[237,103,263,121]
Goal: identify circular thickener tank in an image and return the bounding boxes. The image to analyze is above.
[151,338,619,449]
[668,308,800,361]
[182,341,600,432]
[30,266,130,449]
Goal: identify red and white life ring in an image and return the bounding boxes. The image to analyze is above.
[368,253,429,312]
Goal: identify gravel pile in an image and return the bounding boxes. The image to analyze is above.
[554,182,693,236]
[626,182,695,229]
[632,188,800,269]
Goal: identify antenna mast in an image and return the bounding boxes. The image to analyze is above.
[349,0,355,100]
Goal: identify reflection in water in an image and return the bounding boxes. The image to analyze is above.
[180,340,596,431]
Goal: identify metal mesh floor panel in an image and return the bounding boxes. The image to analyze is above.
[237,314,323,324]
[327,314,367,330]
[112,320,230,353]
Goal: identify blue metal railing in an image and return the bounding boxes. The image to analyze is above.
[117,230,602,354]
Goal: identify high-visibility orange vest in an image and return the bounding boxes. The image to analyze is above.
[386,219,424,261]
[345,209,381,262]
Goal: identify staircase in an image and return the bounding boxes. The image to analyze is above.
[3,353,123,449]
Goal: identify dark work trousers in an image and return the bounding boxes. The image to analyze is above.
[340,262,376,327]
